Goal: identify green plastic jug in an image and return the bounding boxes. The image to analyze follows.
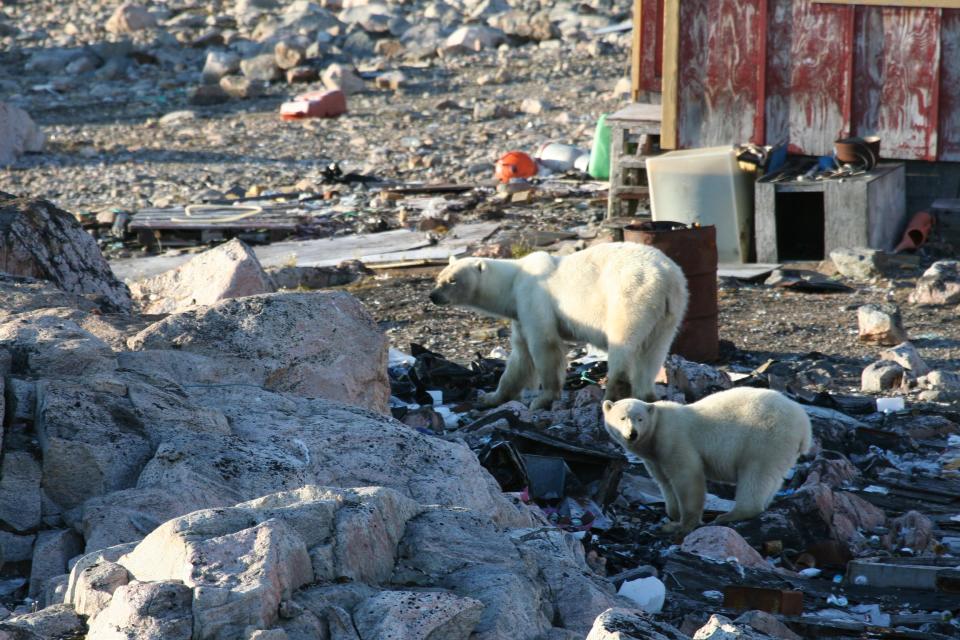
[587,113,611,180]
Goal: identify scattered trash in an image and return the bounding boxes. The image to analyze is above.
[494,150,538,183]
[280,89,347,119]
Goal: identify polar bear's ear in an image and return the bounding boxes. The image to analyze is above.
[448,255,458,265]
[602,400,613,414]
[476,261,485,272]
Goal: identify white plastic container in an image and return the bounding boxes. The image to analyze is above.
[646,146,754,263]
[535,142,586,172]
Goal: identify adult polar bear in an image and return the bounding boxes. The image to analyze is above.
[429,243,688,410]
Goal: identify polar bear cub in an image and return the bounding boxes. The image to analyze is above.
[429,243,688,410]
[603,387,812,534]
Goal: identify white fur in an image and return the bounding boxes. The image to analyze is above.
[430,243,688,410]
[602,387,813,534]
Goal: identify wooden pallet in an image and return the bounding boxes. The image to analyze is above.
[129,204,312,231]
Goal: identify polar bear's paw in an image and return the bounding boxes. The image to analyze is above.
[477,391,503,408]
[529,395,556,411]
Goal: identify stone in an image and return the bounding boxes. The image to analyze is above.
[916,369,960,402]
[158,110,197,127]
[860,360,904,392]
[72,561,131,618]
[791,483,886,547]
[127,291,390,413]
[29,529,84,597]
[129,239,275,314]
[353,591,484,640]
[374,71,405,90]
[612,77,632,97]
[733,611,800,640]
[693,614,772,639]
[857,303,907,346]
[586,608,689,640]
[35,379,152,510]
[202,51,241,84]
[285,66,319,84]
[520,98,551,115]
[86,580,194,640]
[120,517,312,640]
[801,454,859,489]
[0,104,44,166]
[321,63,366,95]
[879,341,930,376]
[0,453,42,533]
[5,605,83,639]
[884,510,936,554]
[241,54,281,82]
[0,313,117,378]
[489,10,559,42]
[679,526,768,570]
[0,532,35,563]
[441,26,506,54]
[105,4,158,34]
[275,39,307,70]
[44,575,69,607]
[220,75,265,99]
[829,247,887,281]
[658,355,733,402]
[909,260,960,306]
[374,39,404,57]
[189,85,231,106]
[0,194,131,312]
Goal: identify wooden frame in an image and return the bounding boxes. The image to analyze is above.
[660,0,680,149]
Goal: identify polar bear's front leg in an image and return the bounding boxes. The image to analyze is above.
[662,464,705,534]
[526,335,566,411]
[645,461,680,522]
[480,322,534,407]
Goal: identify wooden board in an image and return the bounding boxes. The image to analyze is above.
[129,204,311,231]
[660,0,680,149]
[110,222,501,282]
[676,0,767,149]
[939,10,960,161]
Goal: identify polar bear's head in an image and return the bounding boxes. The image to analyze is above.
[429,256,486,306]
[602,398,656,450]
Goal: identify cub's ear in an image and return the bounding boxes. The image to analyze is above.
[602,400,613,414]
[448,255,458,265]
[476,260,485,272]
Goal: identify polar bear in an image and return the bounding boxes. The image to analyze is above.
[429,242,688,410]
[602,387,812,534]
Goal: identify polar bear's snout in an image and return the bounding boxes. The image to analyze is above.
[429,288,448,305]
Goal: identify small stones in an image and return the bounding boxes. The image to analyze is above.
[105,4,157,34]
[321,63,366,95]
[829,247,888,281]
[909,260,960,306]
[240,53,281,83]
[220,75,265,99]
[202,50,241,84]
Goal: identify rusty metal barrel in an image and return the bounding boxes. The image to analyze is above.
[623,221,719,362]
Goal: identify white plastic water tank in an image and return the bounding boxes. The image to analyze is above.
[646,145,754,263]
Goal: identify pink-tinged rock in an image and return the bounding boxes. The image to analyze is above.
[0,103,44,166]
[801,455,859,489]
[879,342,930,376]
[795,483,886,545]
[105,3,158,34]
[586,608,689,640]
[680,526,768,570]
[86,581,193,640]
[857,303,907,346]
[909,260,960,306]
[884,510,936,554]
[353,591,485,640]
[127,291,390,413]
[129,238,275,314]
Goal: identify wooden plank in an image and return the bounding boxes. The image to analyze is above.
[676,0,766,149]
[815,0,960,7]
[939,10,960,161]
[660,0,680,149]
[630,0,643,100]
[765,0,854,155]
[867,7,941,160]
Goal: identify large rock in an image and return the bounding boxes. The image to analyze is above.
[857,303,907,346]
[693,614,774,640]
[202,51,241,84]
[353,591,485,640]
[86,580,194,640]
[860,359,904,392]
[829,247,887,281]
[0,312,117,378]
[441,26,506,54]
[129,239,276,314]
[127,291,390,413]
[586,608,689,640]
[0,194,132,312]
[0,452,42,533]
[105,4,158,33]
[72,560,131,619]
[28,529,84,597]
[241,54,281,82]
[5,605,84,639]
[879,341,930,376]
[0,104,44,166]
[679,527,768,570]
[909,260,960,306]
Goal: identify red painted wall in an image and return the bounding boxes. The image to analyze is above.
[637,0,960,161]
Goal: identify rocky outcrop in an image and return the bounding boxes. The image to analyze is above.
[0,193,131,312]
[127,291,390,413]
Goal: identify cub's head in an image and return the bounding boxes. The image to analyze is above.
[429,256,486,306]
[602,399,656,450]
